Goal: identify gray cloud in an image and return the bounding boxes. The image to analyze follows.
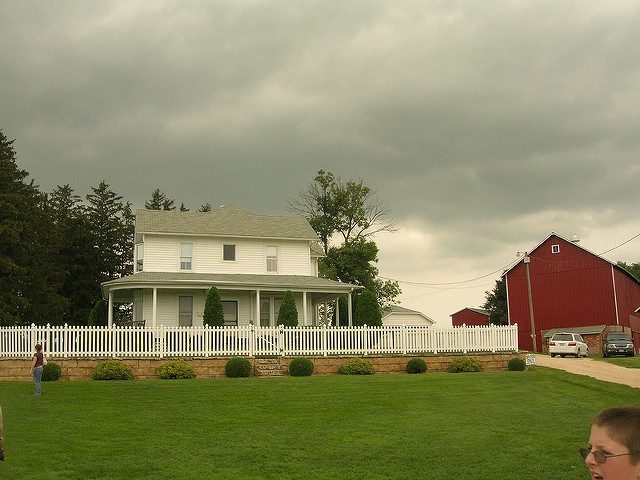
[2,0,639,322]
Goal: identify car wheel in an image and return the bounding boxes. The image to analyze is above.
[560,354,565,358]
[584,348,589,357]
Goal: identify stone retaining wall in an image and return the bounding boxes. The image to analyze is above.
[0,353,521,381]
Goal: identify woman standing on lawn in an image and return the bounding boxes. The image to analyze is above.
[581,406,640,480]
[31,344,45,396]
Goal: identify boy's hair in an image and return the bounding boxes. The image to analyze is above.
[593,407,640,464]
[35,343,42,352]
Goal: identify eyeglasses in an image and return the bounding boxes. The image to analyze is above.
[579,447,640,464]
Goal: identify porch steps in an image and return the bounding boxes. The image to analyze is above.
[254,358,284,377]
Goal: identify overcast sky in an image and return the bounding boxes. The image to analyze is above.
[2,1,639,324]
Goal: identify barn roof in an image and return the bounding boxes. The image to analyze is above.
[542,325,606,338]
[450,307,489,317]
[502,232,640,286]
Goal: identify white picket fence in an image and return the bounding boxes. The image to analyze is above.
[0,323,518,358]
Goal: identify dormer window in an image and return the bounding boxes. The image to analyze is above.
[551,244,560,254]
[136,244,144,272]
[223,244,236,262]
[180,243,193,270]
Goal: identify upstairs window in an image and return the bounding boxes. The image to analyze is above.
[266,245,278,272]
[223,244,236,262]
[180,243,193,270]
[136,244,144,272]
[551,244,560,254]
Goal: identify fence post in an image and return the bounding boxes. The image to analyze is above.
[249,323,255,357]
[491,324,497,353]
[322,323,328,357]
[278,325,285,357]
[204,324,210,357]
[401,324,407,355]
[363,325,368,356]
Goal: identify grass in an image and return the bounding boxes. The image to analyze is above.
[596,354,640,368]
[1,368,639,480]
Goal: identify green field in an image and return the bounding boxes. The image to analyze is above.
[1,367,638,480]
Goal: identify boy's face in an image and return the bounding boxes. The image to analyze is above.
[585,425,640,480]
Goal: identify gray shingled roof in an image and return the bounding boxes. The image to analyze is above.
[102,272,359,292]
[542,325,606,338]
[136,204,319,240]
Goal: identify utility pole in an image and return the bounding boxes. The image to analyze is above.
[518,251,537,353]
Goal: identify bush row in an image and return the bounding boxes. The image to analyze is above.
[43,356,526,381]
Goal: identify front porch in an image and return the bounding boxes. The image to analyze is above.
[102,272,360,328]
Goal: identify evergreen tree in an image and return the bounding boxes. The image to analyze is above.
[87,299,108,326]
[145,188,175,210]
[277,290,298,326]
[202,287,224,326]
[85,181,127,282]
[198,203,212,212]
[49,185,101,325]
[179,202,189,211]
[482,277,508,325]
[353,289,381,326]
[0,130,67,325]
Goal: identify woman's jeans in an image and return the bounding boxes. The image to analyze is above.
[32,366,43,395]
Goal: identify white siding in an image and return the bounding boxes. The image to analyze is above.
[141,289,255,326]
[143,235,312,275]
[382,313,434,326]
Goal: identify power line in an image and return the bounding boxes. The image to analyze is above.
[381,231,639,288]
[599,232,640,255]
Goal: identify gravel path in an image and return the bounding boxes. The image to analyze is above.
[534,354,640,389]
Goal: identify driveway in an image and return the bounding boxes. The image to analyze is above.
[534,354,640,389]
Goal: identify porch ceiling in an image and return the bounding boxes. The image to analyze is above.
[102,272,360,301]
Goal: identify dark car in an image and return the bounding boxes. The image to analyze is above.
[602,332,635,357]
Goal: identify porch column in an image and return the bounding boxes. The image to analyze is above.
[347,291,353,327]
[256,290,260,325]
[323,302,328,326]
[302,291,308,326]
[152,287,157,328]
[107,291,113,327]
[335,298,340,327]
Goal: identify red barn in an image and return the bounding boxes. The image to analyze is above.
[451,307,490,326]
[504,233,640,352]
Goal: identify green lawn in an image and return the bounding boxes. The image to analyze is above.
[596,354,640,368]
[1,368,638,480]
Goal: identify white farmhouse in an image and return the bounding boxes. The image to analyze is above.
[101,205,360,328]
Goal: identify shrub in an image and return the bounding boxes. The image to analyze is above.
[406,358,427,374]
[156,360,197,379]
[42,362,62,381]
[447,356,484,373]
[203,287,224,327]
[88,299,107,326]
[337,358,374,375]
[91,360,134,380]
[225,358,252,378]
[353,289,382,326]
[288,357,314,376]
[507,357,527,371]
[278,290,298,326]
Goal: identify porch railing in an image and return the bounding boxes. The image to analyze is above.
[0,323,519,358]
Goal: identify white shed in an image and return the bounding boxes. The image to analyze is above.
[382,305,435,326]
